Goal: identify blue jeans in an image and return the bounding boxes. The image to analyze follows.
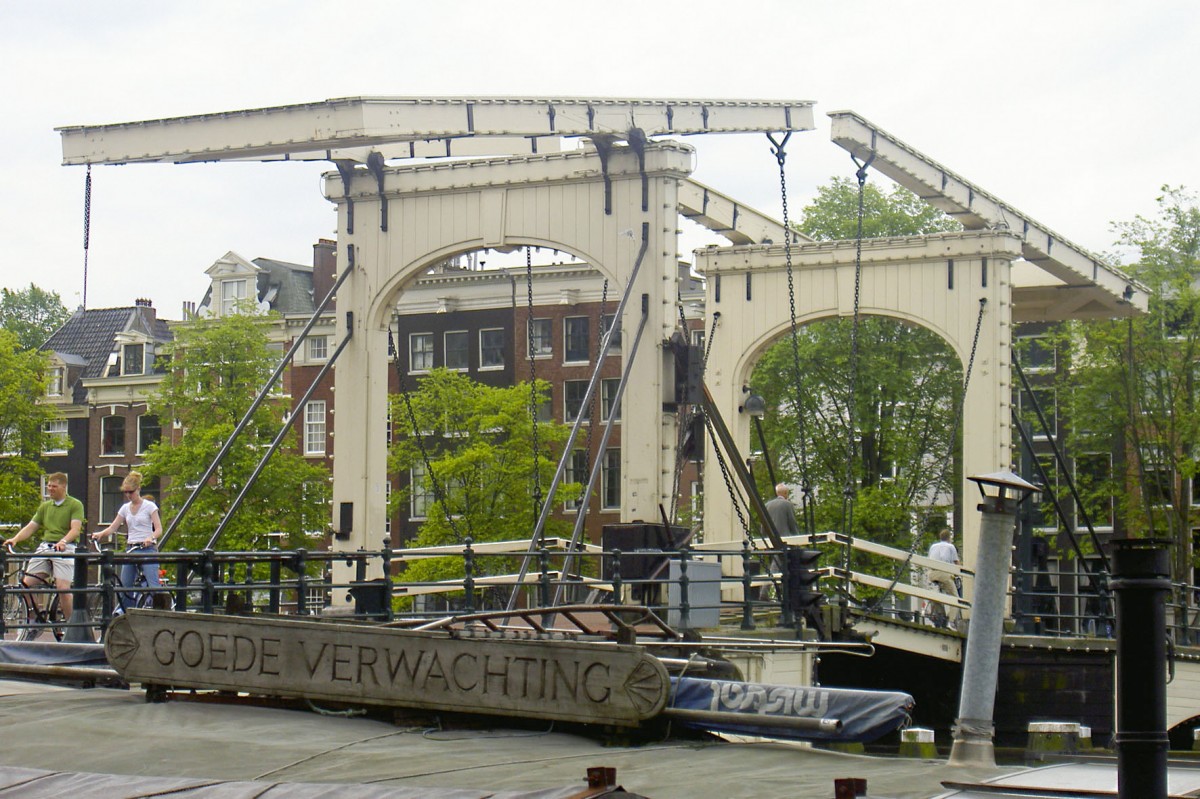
[119,544,160,609]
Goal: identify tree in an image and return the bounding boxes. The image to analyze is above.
[0,284,70,351]
[747,176,963,550]
[388,368,580,588]
[0,330,62,526]
[1060,186,1200,580]
[141,309,330,551]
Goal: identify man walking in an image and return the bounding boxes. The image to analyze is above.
[927,529,961,629]
[4,472,85,618]
[764,483,799,538]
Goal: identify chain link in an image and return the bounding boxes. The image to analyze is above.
[526,247,542,519]
[82,165,92,309]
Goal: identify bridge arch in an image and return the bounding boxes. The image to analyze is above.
[695,230,1025,569]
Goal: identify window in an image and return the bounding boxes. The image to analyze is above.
[304,401,326,455]
[307,335,328,361]
[445,331,469,370]
[46,367,64,398]
[564,380,588,423]
[137,415,161,454]
[409,333,434,372]
[601,378,621,422]
[535,387,553,422]
[384,481,392,536]
[564,449,589,511]
[410,462,434,519]
[602,449,621,509]
[221,278,248,316]
[1075,452,1113,528]
[691,328,705,349]
[1023,386,1057,439]
[101,415,125,456]
[480,328,504,369]
[528,319,553,358]
[601,314,622,353]
[1021,336,1056,372]
[122,344,145,376]
[100,476,123,524]
[42,420,68,455]
[564,317,589,362]
[1030,454,1058,528]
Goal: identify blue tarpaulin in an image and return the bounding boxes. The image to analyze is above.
[668,676,914,743]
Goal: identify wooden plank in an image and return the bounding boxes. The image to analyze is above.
[105,610,669,727]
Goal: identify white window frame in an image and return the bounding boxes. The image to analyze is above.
[221,278,248,317]
[564,316,589,363]
[306,335,329,362]
[601,378,621,423]
[410,462,433,519]
[444,330,469,371]
[564,380,588,423]
[46,366,64,398]
[409,333,435,373]
[601,449,621,510]
[528,318,553,358]
[101,415,125,456]
[122,343,145,376]
[479,328,504,370]
[564,449,588,511]
[137,414,161,455]
[304,400,327,456]
[100,475,124,524]
[601,314,622,354]
[42,419,69,455]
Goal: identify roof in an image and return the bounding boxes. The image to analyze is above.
[253,257,314,315]
[41,304,172,402]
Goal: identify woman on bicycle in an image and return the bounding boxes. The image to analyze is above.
[92,471,161,610]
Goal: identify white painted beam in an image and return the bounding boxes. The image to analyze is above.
[58,96,815,166]
[828,110,1147,314]
[678,178,811,246]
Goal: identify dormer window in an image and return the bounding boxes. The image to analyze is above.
[46,366,64,397]
[221,279,248,316]
[122,343,145,376]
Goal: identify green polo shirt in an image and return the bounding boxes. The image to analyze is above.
[30,496,85,544]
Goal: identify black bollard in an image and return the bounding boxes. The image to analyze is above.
[1110,539,1170,799]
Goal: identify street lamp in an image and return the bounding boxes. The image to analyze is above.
[739,387,773,486]
[949,470,1039,767]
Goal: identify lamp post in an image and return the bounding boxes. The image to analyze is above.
[948,470,1039,767]
[740,387,775,487]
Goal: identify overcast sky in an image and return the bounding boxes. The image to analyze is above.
[1,1,1197,320]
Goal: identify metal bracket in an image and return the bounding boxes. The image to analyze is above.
[366,151,388,232]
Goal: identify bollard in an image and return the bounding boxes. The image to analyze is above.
[462,537,475,613]
[1026,722,1081,760]
[610,550,623,605]
[1111,539,1170,799]
[62,544,94,643]
[741,541,756,631]
[900,727,938,759]
[678,547,691,631]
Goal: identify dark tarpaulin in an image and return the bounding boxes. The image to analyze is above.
[0,641,109,667]
[669,677,913,743]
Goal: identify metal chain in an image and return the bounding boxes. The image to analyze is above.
[702,414,752,539]
[579,279,607,515]
[525,247,542,520]
[391,327,467,543]
[768,133,816,534]
[839,156,872,588]
[82,165,92,309]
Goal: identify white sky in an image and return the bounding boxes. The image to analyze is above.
[1,0,1197,319]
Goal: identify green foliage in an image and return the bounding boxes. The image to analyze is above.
[798,177,961,241]
[1056,186,1200,575]
[141,310,330,550]
[389,368,580,588]
[0,284,71,351]
[0,330,61,524]
[743,176,963,551]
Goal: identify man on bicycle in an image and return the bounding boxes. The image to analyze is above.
[3,472,85,619]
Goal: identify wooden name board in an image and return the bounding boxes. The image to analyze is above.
[105,610,669,727]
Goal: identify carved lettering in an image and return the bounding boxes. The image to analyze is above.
[452,652,478,691]
[260,637,281,676]
[386,647,420,684]
[153,629,175,666]
[300,641,330,677]
[178,630,204,668]
[582,662,611,703]
[357,645,379,686]
[331,644,353,683]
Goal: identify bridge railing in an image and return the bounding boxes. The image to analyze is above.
[4,538,1196,646]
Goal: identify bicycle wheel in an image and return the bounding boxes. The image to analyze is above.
[48,596,66,642]
[17,594,41,642]
[3,590,23,640]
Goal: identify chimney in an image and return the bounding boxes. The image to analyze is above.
[135,298,153,307]
[312,238,338,310]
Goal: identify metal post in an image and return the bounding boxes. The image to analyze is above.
[463,538,476,613]
[741,541,756,631]
[678,547,691,631]
[949,471,1038,767]
[63,546,93,643]
[1111,539,1170,799]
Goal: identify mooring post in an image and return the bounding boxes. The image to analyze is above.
[949,471,1038,767]
[62,545,93,643]
[1111,538,1170,799]
[741,541,756,631]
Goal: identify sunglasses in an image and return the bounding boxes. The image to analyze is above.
[123,490,136,495]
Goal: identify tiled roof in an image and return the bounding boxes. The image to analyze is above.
[253,258,314,315]
[41,305,174,402]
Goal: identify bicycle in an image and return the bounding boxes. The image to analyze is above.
[2,542,89,642]
[94,534,172,614]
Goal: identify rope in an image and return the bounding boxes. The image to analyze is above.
[767,132,816,534]
[525,247,543,521]
[82,165,92,309]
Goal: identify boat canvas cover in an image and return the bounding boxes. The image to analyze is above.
[669,677,913,743]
